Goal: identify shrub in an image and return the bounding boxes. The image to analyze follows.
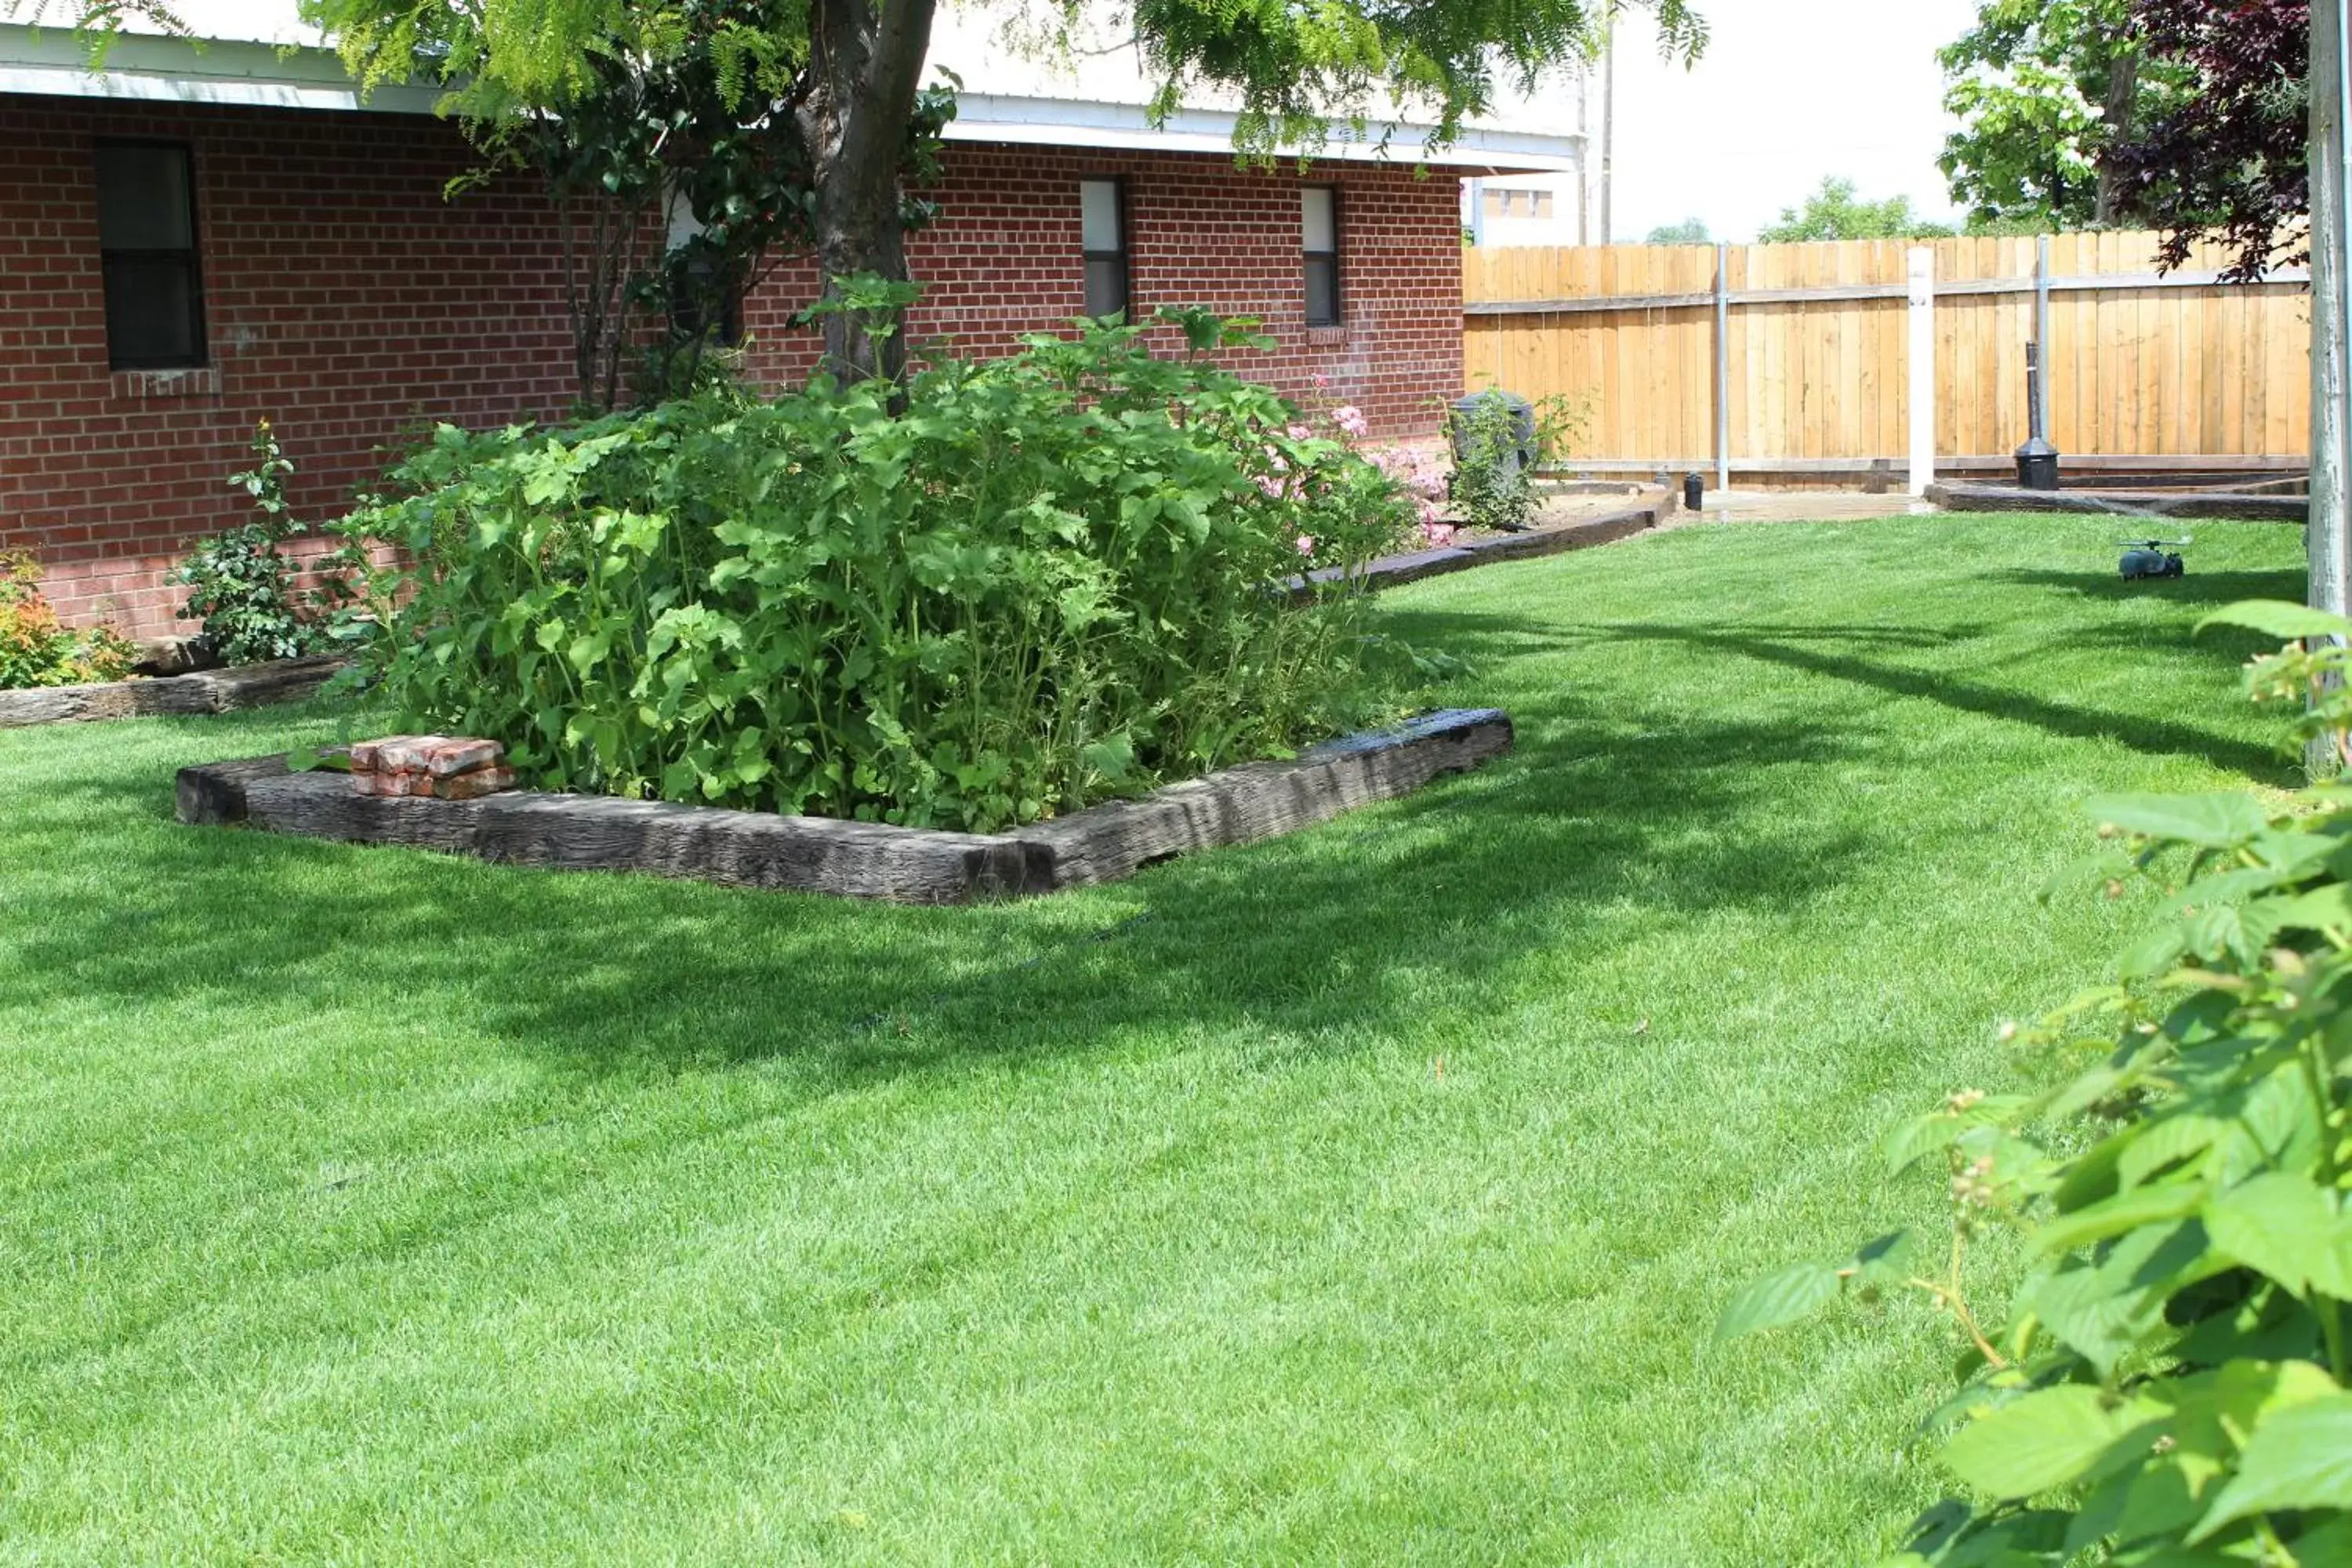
[0,550,138,690]
[175,420,342,666]
[343,316,1417,832]
[1720,599,2352,1566]
[1446,391,1537,534]
[1445,390,1591,536]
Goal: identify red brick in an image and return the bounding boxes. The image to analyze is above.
[2,101,1462,637]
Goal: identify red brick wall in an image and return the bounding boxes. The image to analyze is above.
[0,96,1463,639]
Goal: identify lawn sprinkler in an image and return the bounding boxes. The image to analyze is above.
[2118,536,2190,580]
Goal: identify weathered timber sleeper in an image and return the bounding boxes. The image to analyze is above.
[176,708,1514,905]
[0,656,347,729]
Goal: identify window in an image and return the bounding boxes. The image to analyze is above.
[1080,179,1128,320]
[1302,187,1341,328]
[662,189,743,347]
[95,142,205,369]
[1480,187,1555,221]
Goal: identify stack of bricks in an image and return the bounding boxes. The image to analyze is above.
[348,737,517,800]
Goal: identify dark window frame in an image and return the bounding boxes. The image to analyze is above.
[1080,176,1131,321]
[94,137,209,372]
[1303,185,1342,328]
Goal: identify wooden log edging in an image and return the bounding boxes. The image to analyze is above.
[176,708,1515,906]
[0,655,349,729]
[1290,487,1675,601]
[1926,483,2307,522]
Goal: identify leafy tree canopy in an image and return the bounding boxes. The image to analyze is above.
[1644,217,1711,245]
[1936,0,2186,230]
[2107,0,2307,279]
[1755,178,1955,243]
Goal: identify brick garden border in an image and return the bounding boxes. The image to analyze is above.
[177,708,1514,906]
[0,655,348,729]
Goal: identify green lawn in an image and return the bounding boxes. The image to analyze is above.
[0,513,2306,1565]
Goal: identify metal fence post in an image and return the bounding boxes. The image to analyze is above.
[1715,241,1731,492]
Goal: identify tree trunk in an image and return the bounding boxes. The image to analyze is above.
[800,0,940,384]
[2093,48,2142,226]
[2310,0,2352,778]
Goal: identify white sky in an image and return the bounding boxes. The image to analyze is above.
[1597,0,1980,243]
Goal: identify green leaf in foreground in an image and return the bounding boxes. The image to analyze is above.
[2204,1171,2352,1299]
[2084,793,2267,850]
[1715,1263,1839,1341]
[1941,1385,2149,1501]
[2194,598,2352,641]
[2190,1392,2352,1540]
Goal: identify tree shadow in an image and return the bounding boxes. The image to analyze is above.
[1374,605,2290,786]
[1980,565,2305,610]
[0,572,2285,1093]
[2,677,1873,1093]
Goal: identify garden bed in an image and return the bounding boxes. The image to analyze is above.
[0,655,347,729]
[1926,481,2305,522]
[1291,486,1675,598]
[176,708,1513,905]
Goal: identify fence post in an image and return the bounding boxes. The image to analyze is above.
[1907,246,1936,496]
[1715,241,1731,492]
[2035,234,2054,463]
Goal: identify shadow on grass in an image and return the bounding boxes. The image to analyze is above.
[0,572,2285,1089]
[1377,604,2291,786]
[1,677,1871,1091]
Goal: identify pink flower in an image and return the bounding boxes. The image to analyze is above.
[1332,405,1370,439]
[1421,521,1457,546]
[1295,535,1316,557]
[1312,372,1331,390]
[1286,422,1314,442]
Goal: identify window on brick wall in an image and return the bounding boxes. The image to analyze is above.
[1080,179,1129,320]
[1302,187,1341,327]
[94,141,206,370]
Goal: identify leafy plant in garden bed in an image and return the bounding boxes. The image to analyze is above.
[0,550,138,691]
[1,552,139,691]
[1721,599,2352,1566]
[176,421,351,666]
[339,312,1417,833]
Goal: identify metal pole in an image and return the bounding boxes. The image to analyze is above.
[1575,66,1590,246]
[1598,27,1614,245]
[2035,232,2053,436]
[1715,241,1731,492]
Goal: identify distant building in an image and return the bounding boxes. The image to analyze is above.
[1460,68,1593,247]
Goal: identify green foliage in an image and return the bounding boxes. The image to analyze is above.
[1446,391,1537,535]
[1757,177,1957,243]
[174,422,339,667]
[303,0,1708,383]
[0,550,137,690]
[306,0,1706,167]
[1644,218,1712,245]
[343,316,1414,833]
[1937,0,2184,230]
[1722,598,2352,1566]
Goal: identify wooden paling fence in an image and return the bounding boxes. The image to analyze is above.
[1462,234,2312,488]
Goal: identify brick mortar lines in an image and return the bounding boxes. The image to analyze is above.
[4,103,1464,636]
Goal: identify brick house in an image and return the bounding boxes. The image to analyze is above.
[0,8,1579,640]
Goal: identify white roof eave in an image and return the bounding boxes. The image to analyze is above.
[0,24,1579,172]
[0,27,442,112]
[948,93,1580,172]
